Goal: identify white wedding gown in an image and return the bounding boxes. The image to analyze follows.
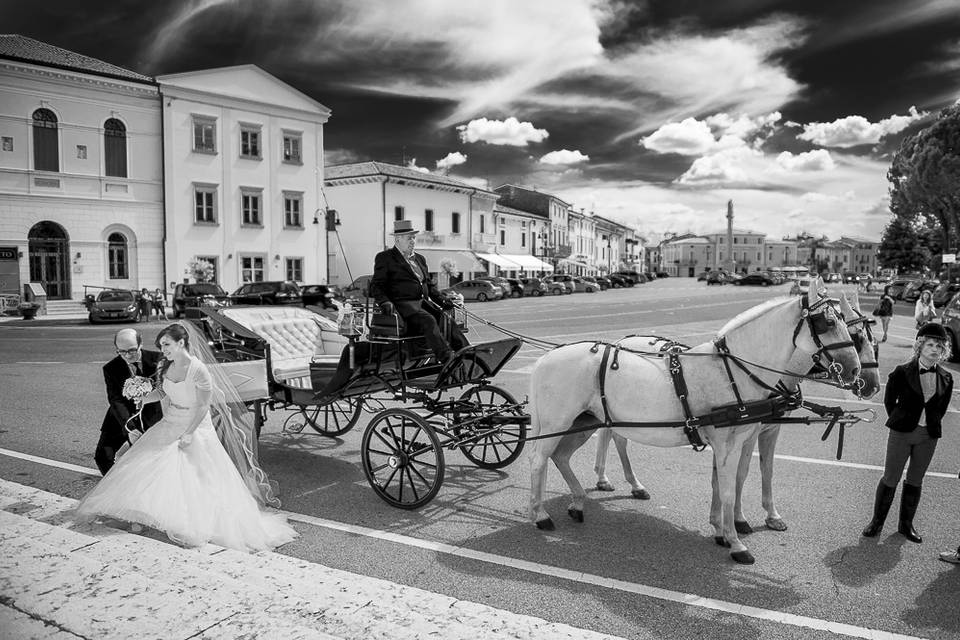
[76,358,297,552]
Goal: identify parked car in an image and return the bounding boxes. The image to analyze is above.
[825,272,842,283]
[544,274,575,294]
[571,276,600,293]
[841,272,861,284]
[733,273,775,286]
[230,281,303,306]
[605,274,629,288]
[342,275,373,300]
[477,276,519,298]
[706,271,729,285]
[446,279,502,302]
[582,276,609,291]
[939,292,960,360]
[697,271,712,282]
[886,278,918,300]
[171,283,231,319]
[613,271,642,285]
[300,284,343,309]
[87,289,139,324]
[519,277,548,296]
[655,271,670,278]
[932,282,960,307]
[902,279,939,303]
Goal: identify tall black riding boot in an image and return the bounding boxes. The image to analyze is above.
[862,480,896,537]
[898,483,923,543]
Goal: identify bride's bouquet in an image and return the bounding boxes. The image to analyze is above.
[122,376,154,442]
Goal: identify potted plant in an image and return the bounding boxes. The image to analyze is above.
[18,301,40,320]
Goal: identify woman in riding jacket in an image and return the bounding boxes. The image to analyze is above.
[862,322,953,543]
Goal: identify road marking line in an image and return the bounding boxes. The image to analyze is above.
[0,448,99,475]
[12,361,65,364]
[0,455,926,640]
[753,452,957,479]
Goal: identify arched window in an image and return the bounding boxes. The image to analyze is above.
[32,108,59,172]
[104,118,127,177]
[108,232,128,279]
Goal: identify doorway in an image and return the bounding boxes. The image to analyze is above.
[28,221,70,299]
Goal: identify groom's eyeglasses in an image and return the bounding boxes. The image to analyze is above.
[116,347,141,356]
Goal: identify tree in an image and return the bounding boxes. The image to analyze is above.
[887,105,960,251]
[878,214,930,273]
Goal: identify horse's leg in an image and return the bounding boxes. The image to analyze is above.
[594,428,615,491]
[552,422,595,523]
[758,424,787,531]
[733,428,760,534]
[529,441,556,530]
[712,429,755,564]
[612,432,650,499]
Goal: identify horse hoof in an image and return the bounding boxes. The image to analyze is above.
[535,518,555,531]
[765,517,788,532]
[714,536,731,548]
[631,488,651,500]
[731,550,756,565]
[596,481,615,492]
[567,508,584,523]
[735,520,753,535]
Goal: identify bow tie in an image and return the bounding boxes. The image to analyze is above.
[919,367,936,375]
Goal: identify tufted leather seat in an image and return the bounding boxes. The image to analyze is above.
[221,306,347,388]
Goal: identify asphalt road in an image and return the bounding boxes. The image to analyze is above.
[2,280,958,640]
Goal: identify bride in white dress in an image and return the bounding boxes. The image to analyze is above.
[76,322,297,552]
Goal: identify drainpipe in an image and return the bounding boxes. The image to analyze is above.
[158,84,168,294]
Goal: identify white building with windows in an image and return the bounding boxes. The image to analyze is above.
[0,35,162,304]
[482,203,552,276]
[157,65,331,292]
[324,162,498,288]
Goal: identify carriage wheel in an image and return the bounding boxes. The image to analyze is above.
[455,385,526,469]
[302,398,363,437]
[361,409,444,509]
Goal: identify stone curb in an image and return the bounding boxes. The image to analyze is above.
[0,479,625,640]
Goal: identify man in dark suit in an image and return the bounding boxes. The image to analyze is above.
[370,219,466,363]
[95,328,163,475]
[862,322,953,543]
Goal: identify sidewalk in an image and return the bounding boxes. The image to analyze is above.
[0,478,625,640]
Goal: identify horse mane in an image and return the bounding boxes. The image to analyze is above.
[717,296,797,337]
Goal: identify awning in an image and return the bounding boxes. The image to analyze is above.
[475,253,522,269]
[559,258,590,269]
[499,254,554,271]
[418,249,486,274]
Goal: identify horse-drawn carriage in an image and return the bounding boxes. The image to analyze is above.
[196,303,529,509]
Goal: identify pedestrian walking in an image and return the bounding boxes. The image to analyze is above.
[152,287,166,320]
[914,289,936,329]
[862,322,953,543]
[872,285,895,342]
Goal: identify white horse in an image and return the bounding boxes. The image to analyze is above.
[593,291,881,536]
[528,291,862,564]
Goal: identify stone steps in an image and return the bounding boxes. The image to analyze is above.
[0,479,624,640]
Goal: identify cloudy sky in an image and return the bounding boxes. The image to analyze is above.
[7,0,960,241]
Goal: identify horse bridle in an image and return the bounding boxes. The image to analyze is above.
[792,294,857,387]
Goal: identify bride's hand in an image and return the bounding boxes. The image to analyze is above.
[178,433,193,449]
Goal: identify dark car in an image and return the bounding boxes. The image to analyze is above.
[614,271,643,285]
[902,279,939,303]
[932,282,960,307]
[607,274,631,288]
[301,284,342,309]
[87,289,139,324]
[172,283,231,319]
[342,275,373,301]
[887,278,918,300]
[734,273,775,286]
[477,276,519,298]
[939,292,960,360]
[230,280,303,306]
[655,271,670,278]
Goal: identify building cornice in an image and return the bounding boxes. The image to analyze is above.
[0,61,158,97]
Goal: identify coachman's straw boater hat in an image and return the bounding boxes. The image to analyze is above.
[390,220,419,235]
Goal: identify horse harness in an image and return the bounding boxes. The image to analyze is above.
[591,294,855,451]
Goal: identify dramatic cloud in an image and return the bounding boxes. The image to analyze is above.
[457,117,549,146]
[641,118,716,156]
[776,149,836,172]
[677,146,762,185]
[797,107,927,148]
[436,151,468,170]
[539,149,589,165]
[405,159,430,174]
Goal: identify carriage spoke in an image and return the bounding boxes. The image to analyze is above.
[404,467,421,502]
